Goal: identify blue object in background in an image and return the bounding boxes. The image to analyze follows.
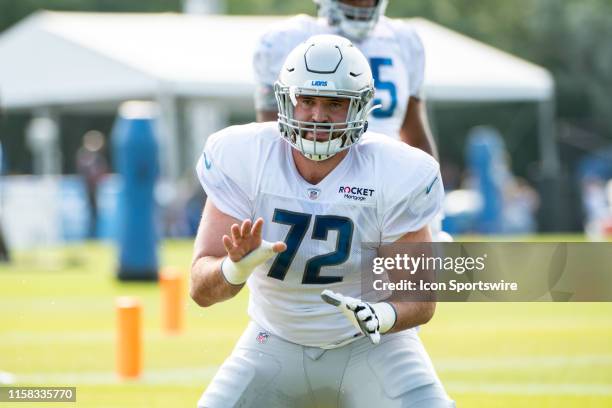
[442,206,477,235]
[466,126,506,234]
[96,174,121,240]
[60,176,90,241]
[577,147,612,182]
[112,102,159,281]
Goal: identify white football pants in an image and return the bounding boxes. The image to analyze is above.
[198,321,454,408]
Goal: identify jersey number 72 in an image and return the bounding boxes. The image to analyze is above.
[267,209,354,284]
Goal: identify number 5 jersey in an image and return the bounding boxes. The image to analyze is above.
[253,15,425,139]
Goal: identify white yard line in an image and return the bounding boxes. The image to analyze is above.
[446,381,612,396]
[0,330,237,345]
[2,355,611,394]
[7,367,219,386]
[6,369,612,396]
[0,371,15,385]
[436,354,612,372]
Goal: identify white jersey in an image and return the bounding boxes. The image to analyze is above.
[196,122,442,347]
[253,15,425,139]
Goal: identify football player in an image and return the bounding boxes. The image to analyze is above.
[193,35,454,407]
[253,0,437,158]
[253,0,453,242]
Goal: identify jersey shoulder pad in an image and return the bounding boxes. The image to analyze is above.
[360,131,441,214]
[384,18,425,63]
[254,15,317,86]
[205,122,277,163]
[386,18,422,44]
[202,122,278,197]
[360,131,437,179]
[365,133,442,239]
[258,15,317,49]
[385,18,426,97]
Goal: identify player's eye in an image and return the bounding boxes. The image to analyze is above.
[301,98,314,107]
[329,101,343,111]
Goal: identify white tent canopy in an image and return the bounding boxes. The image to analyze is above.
[416,20,553,102]
[0,11,558,179]
[0,11,553,109]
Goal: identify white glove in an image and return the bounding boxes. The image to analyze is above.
[321,290,396,344]
[221,240,277,285]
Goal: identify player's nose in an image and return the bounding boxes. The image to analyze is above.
[310,101,329,123]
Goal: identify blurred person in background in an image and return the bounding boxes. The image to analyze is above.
[253,0,451,240]
[254,0,436,156]
[502,177,539,234]
[0,144,9,262]
[76,130,108,239]
[0,101,9,262]
[577,148,612,239]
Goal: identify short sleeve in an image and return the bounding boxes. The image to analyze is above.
[381,163,443,242]
[393,22,426,99]
[252,16,314,110]
[252,29,292,111]
[253,31,283,87]
[195,137,252,221]
[407,32,425,98]
[254,84,278,112]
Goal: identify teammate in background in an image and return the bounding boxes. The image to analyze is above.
[0,102,9,262]
[192,35,453,407]
[76,130,108,238]
[253,0,438,158]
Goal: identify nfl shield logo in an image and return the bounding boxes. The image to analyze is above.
[256,331,270,344]
[307,188,321,200]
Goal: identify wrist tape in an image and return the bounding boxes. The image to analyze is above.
[221,240,276,285]
[372,302,397,334]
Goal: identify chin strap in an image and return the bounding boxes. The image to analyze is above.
[289,86,299,106]
[367,103,382,117]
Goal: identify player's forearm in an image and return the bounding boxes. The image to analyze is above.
[190,256,243,308]
[387,301,436,333]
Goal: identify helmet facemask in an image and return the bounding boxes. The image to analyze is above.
[275,83,374,161]
[274,34,376,161]
[315,0,388,41]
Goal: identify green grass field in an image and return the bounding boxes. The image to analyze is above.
[1,240,611,407]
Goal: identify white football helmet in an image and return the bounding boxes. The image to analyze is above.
[314,0,389,41]
[274,34,376,161]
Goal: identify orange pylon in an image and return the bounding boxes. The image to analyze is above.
[116,296,141,379]
[160,267,184,334]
